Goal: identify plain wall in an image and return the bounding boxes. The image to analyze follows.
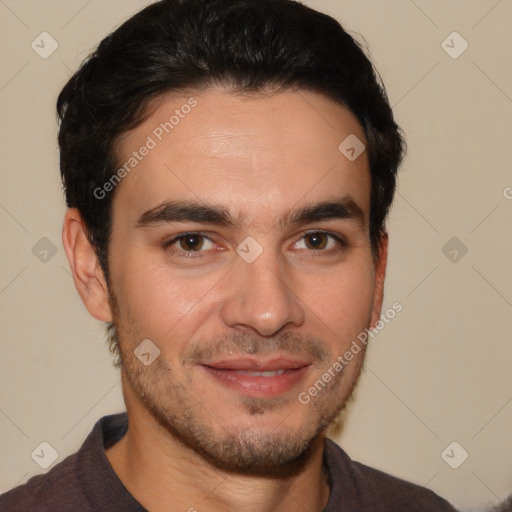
[0,1,510,510]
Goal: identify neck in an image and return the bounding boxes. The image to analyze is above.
[106,377,331,512]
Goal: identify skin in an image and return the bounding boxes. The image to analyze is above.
[62,87,388,512]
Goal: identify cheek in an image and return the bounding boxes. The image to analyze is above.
[299,257,375,337]
[110,250,223,342]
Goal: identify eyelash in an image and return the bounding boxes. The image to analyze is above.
[162,231,347,258]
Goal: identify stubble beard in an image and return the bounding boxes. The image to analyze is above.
[109,291,366,477]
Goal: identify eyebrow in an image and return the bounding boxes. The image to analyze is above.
[136,195,365,230]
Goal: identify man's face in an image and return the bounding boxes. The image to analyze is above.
[105,87,385,474]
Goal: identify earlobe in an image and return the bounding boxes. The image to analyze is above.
[61,208,113,322]
[369,232,389,328]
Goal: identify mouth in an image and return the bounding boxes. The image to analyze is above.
[199,357,313,397]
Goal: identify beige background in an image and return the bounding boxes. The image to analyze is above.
[0,1,510,510]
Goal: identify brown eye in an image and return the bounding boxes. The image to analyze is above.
[304,232,329,250]
[292,231,345,253]
[179,234,206,251]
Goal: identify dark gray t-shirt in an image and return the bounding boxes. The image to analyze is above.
[0,413,457,511]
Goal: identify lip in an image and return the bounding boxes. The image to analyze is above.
[200,356,313,397]
[203,357,313,371]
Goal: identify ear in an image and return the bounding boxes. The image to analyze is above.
[62,208,113,322]
[369,232,388,328]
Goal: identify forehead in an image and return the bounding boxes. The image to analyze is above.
[112,87,371,229]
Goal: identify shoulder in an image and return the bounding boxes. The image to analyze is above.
[0,451,88,512]
[324,439,458,511]
[0,414,129,512]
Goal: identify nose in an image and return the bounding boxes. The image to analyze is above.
[221,250,305,337]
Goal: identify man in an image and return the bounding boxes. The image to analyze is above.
[0,0,458,510]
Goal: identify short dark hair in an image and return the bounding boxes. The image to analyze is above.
[489,495,512,512]
[57,0,405,281]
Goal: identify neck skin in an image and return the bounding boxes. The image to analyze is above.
[106,375,331,512]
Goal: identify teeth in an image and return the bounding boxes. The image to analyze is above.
[234,369,286,377]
